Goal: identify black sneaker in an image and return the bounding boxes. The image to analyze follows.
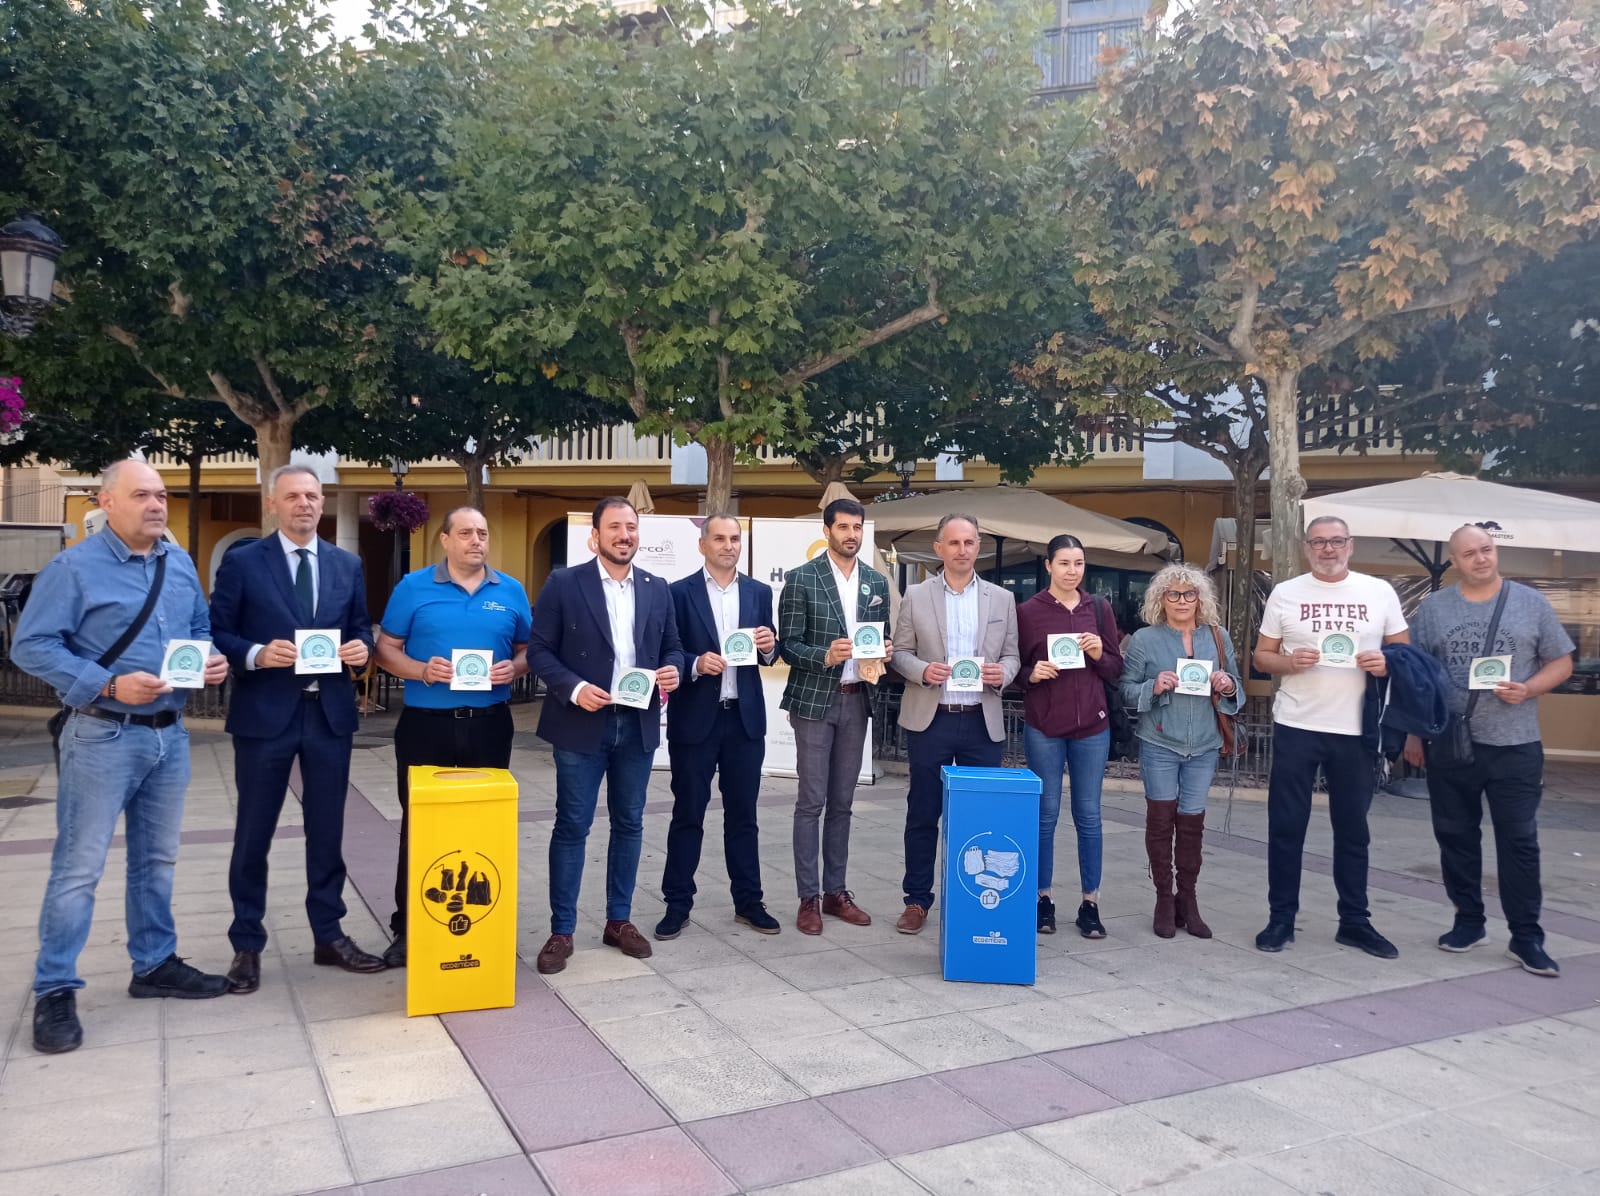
[734,905,781,935]
[128,954,230,999]
[1255,920,1295,952]
[1037,896,1057,935]
[33,989,82,1054]
[1335,922,1399,960]
[1507,939,1560,978]
[1438,923,1486,953]
[654,908,691,941]
[1075,900,1106,939]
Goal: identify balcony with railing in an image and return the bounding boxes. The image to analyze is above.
[1034,18,1143,95]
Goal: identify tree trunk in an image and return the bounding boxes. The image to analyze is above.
[458,455,486,512]
[1227,457,1265,665]
[254,416,296,534]
[1263,369,1306,584]
[186,448,203,559]
[704,436,735,512]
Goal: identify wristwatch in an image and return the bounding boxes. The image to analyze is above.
[106,676,118,700]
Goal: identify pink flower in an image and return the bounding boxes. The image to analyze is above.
[368,490,430,532]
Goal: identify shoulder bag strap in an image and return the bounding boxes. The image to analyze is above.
[1463,580,1512,724]
[96,550,168,671]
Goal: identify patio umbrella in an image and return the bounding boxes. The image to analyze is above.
[817,481,859,510]
[868,485,1170,573]
[625,477,656,515]
[1302,472,1600,586]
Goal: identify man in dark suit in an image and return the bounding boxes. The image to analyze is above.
[527,497,686,975]
[656,514,781,941]
[778,497,892,935]
[210,464,382,993]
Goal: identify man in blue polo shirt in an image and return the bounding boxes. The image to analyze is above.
[374,507,532,967]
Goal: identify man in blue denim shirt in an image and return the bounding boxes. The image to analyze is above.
[12,460,231,1054]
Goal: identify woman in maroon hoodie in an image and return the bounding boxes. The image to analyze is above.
[1018,534,1124,937]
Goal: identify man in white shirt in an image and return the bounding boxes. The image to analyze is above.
[657,515,781,940]
[1252,516,1408,958]
[526,498,685,974]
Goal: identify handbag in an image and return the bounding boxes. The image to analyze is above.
[1208,624,1248,758]
[48,551,168,769]
[1091,595,1139,761]
[1427,580,1510,769]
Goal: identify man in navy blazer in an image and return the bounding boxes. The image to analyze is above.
[656,515,781,941]
[527,497,686,974]
[210,465,382,993]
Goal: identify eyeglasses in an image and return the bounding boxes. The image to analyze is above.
[1163,589,1199,602]
[1306,537,1352,550]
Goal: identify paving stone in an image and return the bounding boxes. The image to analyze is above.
[166,1065,330,1139]
[0,1038,161,1107]
[686,1099,878,1190]
[1231,1006,1396,1063]
[866,1012,1029,1071]
[0,1147,163,1196]
[494,1069,672,1152]
[324,1044,483,1116]
[1359,1110,1575,1195]
[1448,1091,1600,1171]
[1533,1074,1600,1119]
[808,976,961,1028]
[967,998,1125,1052]
[705,990,853,1044]
[551,974,693,1024]
[938,1055,1118,1129]
[755,1027,921,1096]
[896,1130,1110,1196]
[751,1160,928,1196]
[0,1089,160,1169]
[1026,1105,1232,1192]
[468,1025,625,1089]
[308,1009,455,1061]
[1250,1136,1466,1196]
[669,960,798,1005]
[820,1075,1007,1157]
[1330,1045,1517,1110]
[1242,1063,1430,1133]
[361,1154,550,1196]
[592,1006,744,1068]
[1140,1084,1333,1159]
[765,949,893,993]
[1046,1036,1222,1103]
[634,1046,806,1120]
[340,1091,521,1184]
[1141,1020,1313,1084]
[168,1119,352,1196]
[534,1125,737,1196]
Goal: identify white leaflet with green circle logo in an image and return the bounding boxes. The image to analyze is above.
[947,656,985,692]
[295,629,343,674]
[613,667,657,709]
[161,639,212,689]
[1175,657,1213,695]
[451,649,494,691]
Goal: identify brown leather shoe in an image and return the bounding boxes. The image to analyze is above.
[536,933,574,974]
[602,920,653,959]
[822,890,872,926]
[312,936,386,973]
[226,950,260,994]
[896,904,928,935]
[797,896,823,935]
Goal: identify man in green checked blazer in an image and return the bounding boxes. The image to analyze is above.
[779,498,894,935]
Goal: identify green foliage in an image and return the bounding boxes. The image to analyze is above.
[386,0,1080,503]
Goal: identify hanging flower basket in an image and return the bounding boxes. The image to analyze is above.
[368,490,430,533]
[0,376,25,442]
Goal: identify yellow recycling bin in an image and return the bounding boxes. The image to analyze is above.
[406,767,518,1017]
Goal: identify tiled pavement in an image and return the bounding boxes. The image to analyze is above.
[2,707,1599,1195]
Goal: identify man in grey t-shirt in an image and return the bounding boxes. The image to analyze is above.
[1406,525,1574,977]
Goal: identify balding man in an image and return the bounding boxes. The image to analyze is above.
[1405,525,1574,977]
[1252,516,1408,959]
[14,460,232,1054]
[210,465,379,994]
[889,514,1020,935]
[374,507,533,969]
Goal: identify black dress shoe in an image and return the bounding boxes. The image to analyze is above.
[33,989,82,1054]
[1335,922,1399,960]
[381,937,406,969]
[313,936,386,973]
[129,955,230,999]
[1255,920,1296,952]
[734,905,781,935]
[227,950,261,994]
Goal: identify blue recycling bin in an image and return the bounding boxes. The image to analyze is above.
[940,765,1040,985]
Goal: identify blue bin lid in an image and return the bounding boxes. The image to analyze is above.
[941,765,1041,794]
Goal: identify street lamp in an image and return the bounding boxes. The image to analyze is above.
[894,457,917,496]
[0,213,65,339]
[388,457,411,587]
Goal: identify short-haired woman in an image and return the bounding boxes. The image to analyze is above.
[1018,534,1125,938]
[1119,565,1243,939]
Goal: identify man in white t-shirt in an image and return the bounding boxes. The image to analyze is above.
[1252,517,1409,958]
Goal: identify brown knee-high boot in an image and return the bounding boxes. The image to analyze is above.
[1174,811,1212,939]
[1145,801,1177,938]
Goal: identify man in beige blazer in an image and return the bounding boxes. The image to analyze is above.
[889,513,1021,934]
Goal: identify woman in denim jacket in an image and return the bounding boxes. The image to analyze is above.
[1120,565,1243,939]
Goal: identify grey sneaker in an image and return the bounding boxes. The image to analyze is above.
[1507,940,1560,977]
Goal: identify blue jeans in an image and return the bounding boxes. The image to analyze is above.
[1139,740,1219,815]
[549,709,653,935]
[36,714,190,997]
[1024,724,1110,895]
